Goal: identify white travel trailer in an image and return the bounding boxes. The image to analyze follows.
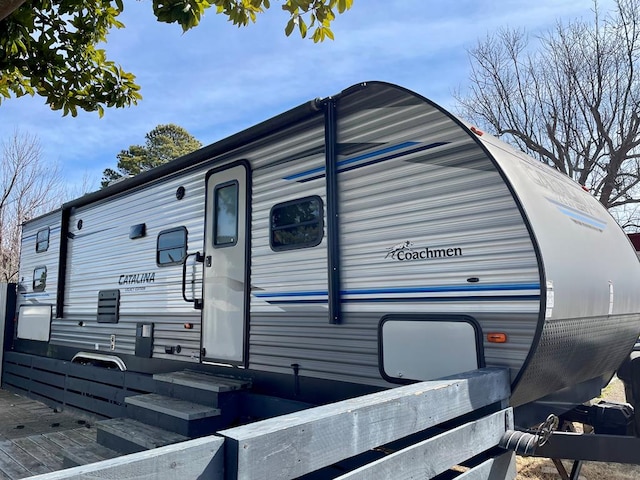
[11,81,640,426]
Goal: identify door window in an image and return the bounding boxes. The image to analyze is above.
[214,181,238,247]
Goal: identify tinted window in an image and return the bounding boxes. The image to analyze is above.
[214,182,238,246]
[157,227,187,266]
[36,228,50,253]
[270,196,324,251]
[33,266,47,292]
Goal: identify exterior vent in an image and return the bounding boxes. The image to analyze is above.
[97,289,120,323]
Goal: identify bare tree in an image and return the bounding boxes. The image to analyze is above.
[0,130,63,282]
[455,0,640,230]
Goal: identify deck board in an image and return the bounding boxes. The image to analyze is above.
[0,449,29,479]
[0,388,107,478]
[0,440,52,476]
[12,437,63,472]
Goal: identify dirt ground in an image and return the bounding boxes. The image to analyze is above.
[515,377,640,479]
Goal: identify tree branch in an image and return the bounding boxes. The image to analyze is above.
[0,0,25,21]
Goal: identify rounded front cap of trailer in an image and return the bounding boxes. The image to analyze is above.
[470,124,640,407]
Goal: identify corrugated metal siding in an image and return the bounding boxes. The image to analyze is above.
[247,85,540,385]
[337,88,539,382]
[54,114,329,364]
[249,310,537,387]
[17,211,61,317]
[250,117,327,300]
[61,173,206,361]
[249,312,381,385]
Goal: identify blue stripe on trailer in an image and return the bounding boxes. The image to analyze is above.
[263,295,540,304]
[283,141,423,181]
[254,283,540,299]
[547,198,607,230]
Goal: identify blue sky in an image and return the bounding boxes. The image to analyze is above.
[1,0,607,193]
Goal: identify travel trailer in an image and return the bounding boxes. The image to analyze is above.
[10,81,640,429]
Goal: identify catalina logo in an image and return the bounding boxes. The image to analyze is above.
[385,241,463,261]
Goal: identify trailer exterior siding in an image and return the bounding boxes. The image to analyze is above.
[61,173,206,360]
[247,85,540,386]
[17,211,62,333]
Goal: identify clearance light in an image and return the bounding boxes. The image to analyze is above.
[470,126,484,136]
[487,332,508,343]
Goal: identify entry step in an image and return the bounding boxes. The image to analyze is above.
[96,418,188,454]
[125,393,223,437]
[62,443,121,468]
[125,393,221,421]
[153,370,251,393]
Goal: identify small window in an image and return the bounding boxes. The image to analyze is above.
[157,227,187,266]
[270,196,324,251]
[36,228,50,253]
[33,266,47,292]
[214,181,238,247]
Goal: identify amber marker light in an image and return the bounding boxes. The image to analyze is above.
[487,332,508,343]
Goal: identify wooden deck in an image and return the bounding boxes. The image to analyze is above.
[0,368,515,480]
[0,388,107,479]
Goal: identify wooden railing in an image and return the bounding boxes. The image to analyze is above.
[27,368,515,480]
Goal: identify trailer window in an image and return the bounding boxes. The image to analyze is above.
[270,196,324,251]
[214,181,238,247]
[157,227,187,266]
[33,266,47,292]
[36,228,50,253]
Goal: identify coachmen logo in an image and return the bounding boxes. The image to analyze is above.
[385,241,463,261]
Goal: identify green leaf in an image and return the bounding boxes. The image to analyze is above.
[285,17,295,36]
[299,17,307,37]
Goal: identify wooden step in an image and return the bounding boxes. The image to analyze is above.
[125,393,222,437]
[62,443,121,468]
[96,418,188,455]
[153,370,250,393]
[125,394,221,421]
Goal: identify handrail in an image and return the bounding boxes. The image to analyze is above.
[182,251,204,309]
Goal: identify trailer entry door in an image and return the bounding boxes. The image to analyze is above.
[201,162,249,365]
